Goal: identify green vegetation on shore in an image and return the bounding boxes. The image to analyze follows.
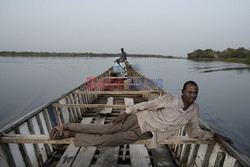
[187,47,250,64]
[0,51,178,59]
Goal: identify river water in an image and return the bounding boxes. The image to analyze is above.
[0,56,250,157]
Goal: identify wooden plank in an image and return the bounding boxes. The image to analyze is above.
[0,135,215,145]
[68,94,79,121]
[195,144,208,166]
[124,97,134,105]
[94,97,121,167]
[135,136,215,145]
[151,145,176,167]
[74,90,161,95]
[125,97,152,167]
[53,103,131,109]
[208,144,221,166]
[52,106,61,125]
[0,135,74,144]
[15,128,33,167]
[36,114,52,157]
[130,144,152,167]
[0,144,10,167]
[95,147,120,167]
[1,143,16,167]
[42,110,52,132]
[223,153,237,167]
[187,144,199,167]
[215,151,226,167]
[234,160,242,167]
[30,116,48,163]
[71,147,96,167]
[59,98,71,123]
[7,130,26,167]
[122,144,128,161]
[65,96,76,123]
[18,122,39,167]
[56,117,93,167]
[71,97,111,167]
[39,112,53,153]
[27,119,44,166]
[201,144,215,167]
[176,128,185,159]
[71,116,106,167]
[72,93,82,118]
[102,77,129,79]
[180,144,191,166]
[100,97,113,114]
[56,144,80,167]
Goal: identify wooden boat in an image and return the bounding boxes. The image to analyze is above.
[0,64,250,167]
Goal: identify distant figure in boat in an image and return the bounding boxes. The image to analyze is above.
[49,81,232,148]
[112,59,126,77]
[120,48,127,62]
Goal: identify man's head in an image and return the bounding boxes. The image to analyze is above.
[116,59,120,64]
[121,48,124,52]
[182,81,199,106]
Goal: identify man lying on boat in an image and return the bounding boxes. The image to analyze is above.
[49,81,232,148]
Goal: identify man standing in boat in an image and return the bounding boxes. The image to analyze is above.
[120,48,127,62]
[49,81,232,148]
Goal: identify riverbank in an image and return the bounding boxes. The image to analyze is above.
[0,51,180,59]
[1,51,249,65]
[187,47,250,65]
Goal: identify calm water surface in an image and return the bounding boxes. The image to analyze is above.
[0,56,250,157]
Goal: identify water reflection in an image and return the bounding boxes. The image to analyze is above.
[189,60,250,73]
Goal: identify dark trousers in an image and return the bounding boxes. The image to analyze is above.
[69,114,152,147]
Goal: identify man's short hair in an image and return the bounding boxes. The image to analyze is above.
[182,81,198,91]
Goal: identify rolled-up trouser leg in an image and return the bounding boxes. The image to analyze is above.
[69,114,139,135]
[74,126,152,147]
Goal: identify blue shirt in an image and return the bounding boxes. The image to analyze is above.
[113,62,124,71]
[113,63,125,77]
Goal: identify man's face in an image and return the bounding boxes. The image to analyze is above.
[182,84,198,105]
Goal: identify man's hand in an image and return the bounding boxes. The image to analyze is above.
[214,132,233,144]
[112,112,128,125]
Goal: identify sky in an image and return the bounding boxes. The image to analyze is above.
[0,0,250,57]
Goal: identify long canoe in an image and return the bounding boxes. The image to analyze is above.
[0,65,250,167]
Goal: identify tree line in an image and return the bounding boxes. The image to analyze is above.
[0,51,174,58]
[188,47,250,59]
[187,47,250,64]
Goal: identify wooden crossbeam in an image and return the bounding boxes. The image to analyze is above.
[53,104,131,109]
[0,135,74,144]
[73,90,161,95]
[102,77,129,79]
[102,77,144,79]
[0,135,215,145]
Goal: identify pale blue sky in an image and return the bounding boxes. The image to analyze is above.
[0,0,250,57]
